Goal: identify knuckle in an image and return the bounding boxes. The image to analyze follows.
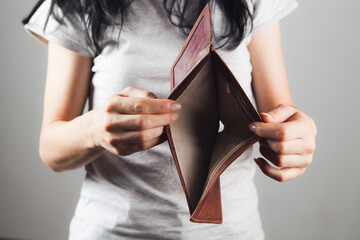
[136,116,149,129]
[103,115,113,131]
[105,134,116,146]
[133,100,146,113]
[306,142,316,154]
[139,130,151,142]
[115,145,132,156]
[104,99,115,113]
[304,156,313,167]
[276,126,287,140]
[297,109,306,117]
[313,124,318,136]
[277,103,288,110]
[303,160,311,168]
[160,103,169,113]
[109,139,118,148]
[276,156,286,168]
[144,91,156,98]
[155,127,164,136]
[275,174,286,183]
[273,142,285,153]
[124,86,134,92]
[309,117,317,135]
[140,142,148,150]
[109,136,123,147]
[104,125,112,132]
[163,113,172,124]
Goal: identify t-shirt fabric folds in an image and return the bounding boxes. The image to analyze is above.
[25,0,298,239]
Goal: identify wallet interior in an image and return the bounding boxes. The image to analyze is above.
[170,53,255,211]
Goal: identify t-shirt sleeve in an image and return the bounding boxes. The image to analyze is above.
[251,0,299,34]
[24,0,95,57]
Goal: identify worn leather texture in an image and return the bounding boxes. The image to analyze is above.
[165,4,263,224]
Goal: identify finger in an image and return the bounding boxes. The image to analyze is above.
[117,137,165,156]
[106,113,179,131]
[106,95,181,114]
[249,118,306,141]
[119,86,158,99]
[254,158,306,182]
[260,138,315,155]
[260,104,298,123]
[259,146,312,168]
[108,127,164,146]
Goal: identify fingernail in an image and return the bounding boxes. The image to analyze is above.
[171,113,179,121]
[254,158,260,164]
[260,113,272,119]
[249,123,256,132]
[170,103,181,112]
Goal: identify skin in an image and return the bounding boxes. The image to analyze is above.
[38,21,316,182]
[248,23,317,182]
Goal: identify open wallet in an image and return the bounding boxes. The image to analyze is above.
[165,3,263,224]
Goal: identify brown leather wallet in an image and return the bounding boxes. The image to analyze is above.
[165,3,263,224]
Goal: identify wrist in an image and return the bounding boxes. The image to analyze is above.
[81,109,104,151]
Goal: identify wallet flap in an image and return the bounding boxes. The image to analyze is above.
[170,3,212,90]
[190,178,222,223]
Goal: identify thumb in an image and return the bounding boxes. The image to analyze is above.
[119,87,158,99]
[260,104,297,124]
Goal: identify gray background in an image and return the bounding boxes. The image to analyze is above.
[0,0,359,239]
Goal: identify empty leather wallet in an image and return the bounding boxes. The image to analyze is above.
[165,3,263,224]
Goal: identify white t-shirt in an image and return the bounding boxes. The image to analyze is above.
[25,0,298,239]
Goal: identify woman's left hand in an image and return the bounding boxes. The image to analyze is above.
[249,104,317,182]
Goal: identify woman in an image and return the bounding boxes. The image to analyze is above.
[23,0,316,239]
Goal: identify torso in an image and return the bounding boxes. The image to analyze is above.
[71,1,263,239]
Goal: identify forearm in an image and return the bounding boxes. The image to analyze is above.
[39,110,103,172]
[252,73,293,113]
[248,22,293,113]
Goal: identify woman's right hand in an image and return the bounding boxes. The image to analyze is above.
[90,87,181,156]
[40,43,180,171]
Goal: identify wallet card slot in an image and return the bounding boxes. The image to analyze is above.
[219,71,255,123]
[210,49,260,123]
[228,80,257,123]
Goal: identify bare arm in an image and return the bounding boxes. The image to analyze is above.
[248,22,317,182]
[39,42,181,172]
[248,22,293,112]
[39,42,100,171]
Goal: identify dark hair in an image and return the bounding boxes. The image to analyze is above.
[23,0,253,54]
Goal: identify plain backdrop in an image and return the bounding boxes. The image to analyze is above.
[0,0,359,239]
